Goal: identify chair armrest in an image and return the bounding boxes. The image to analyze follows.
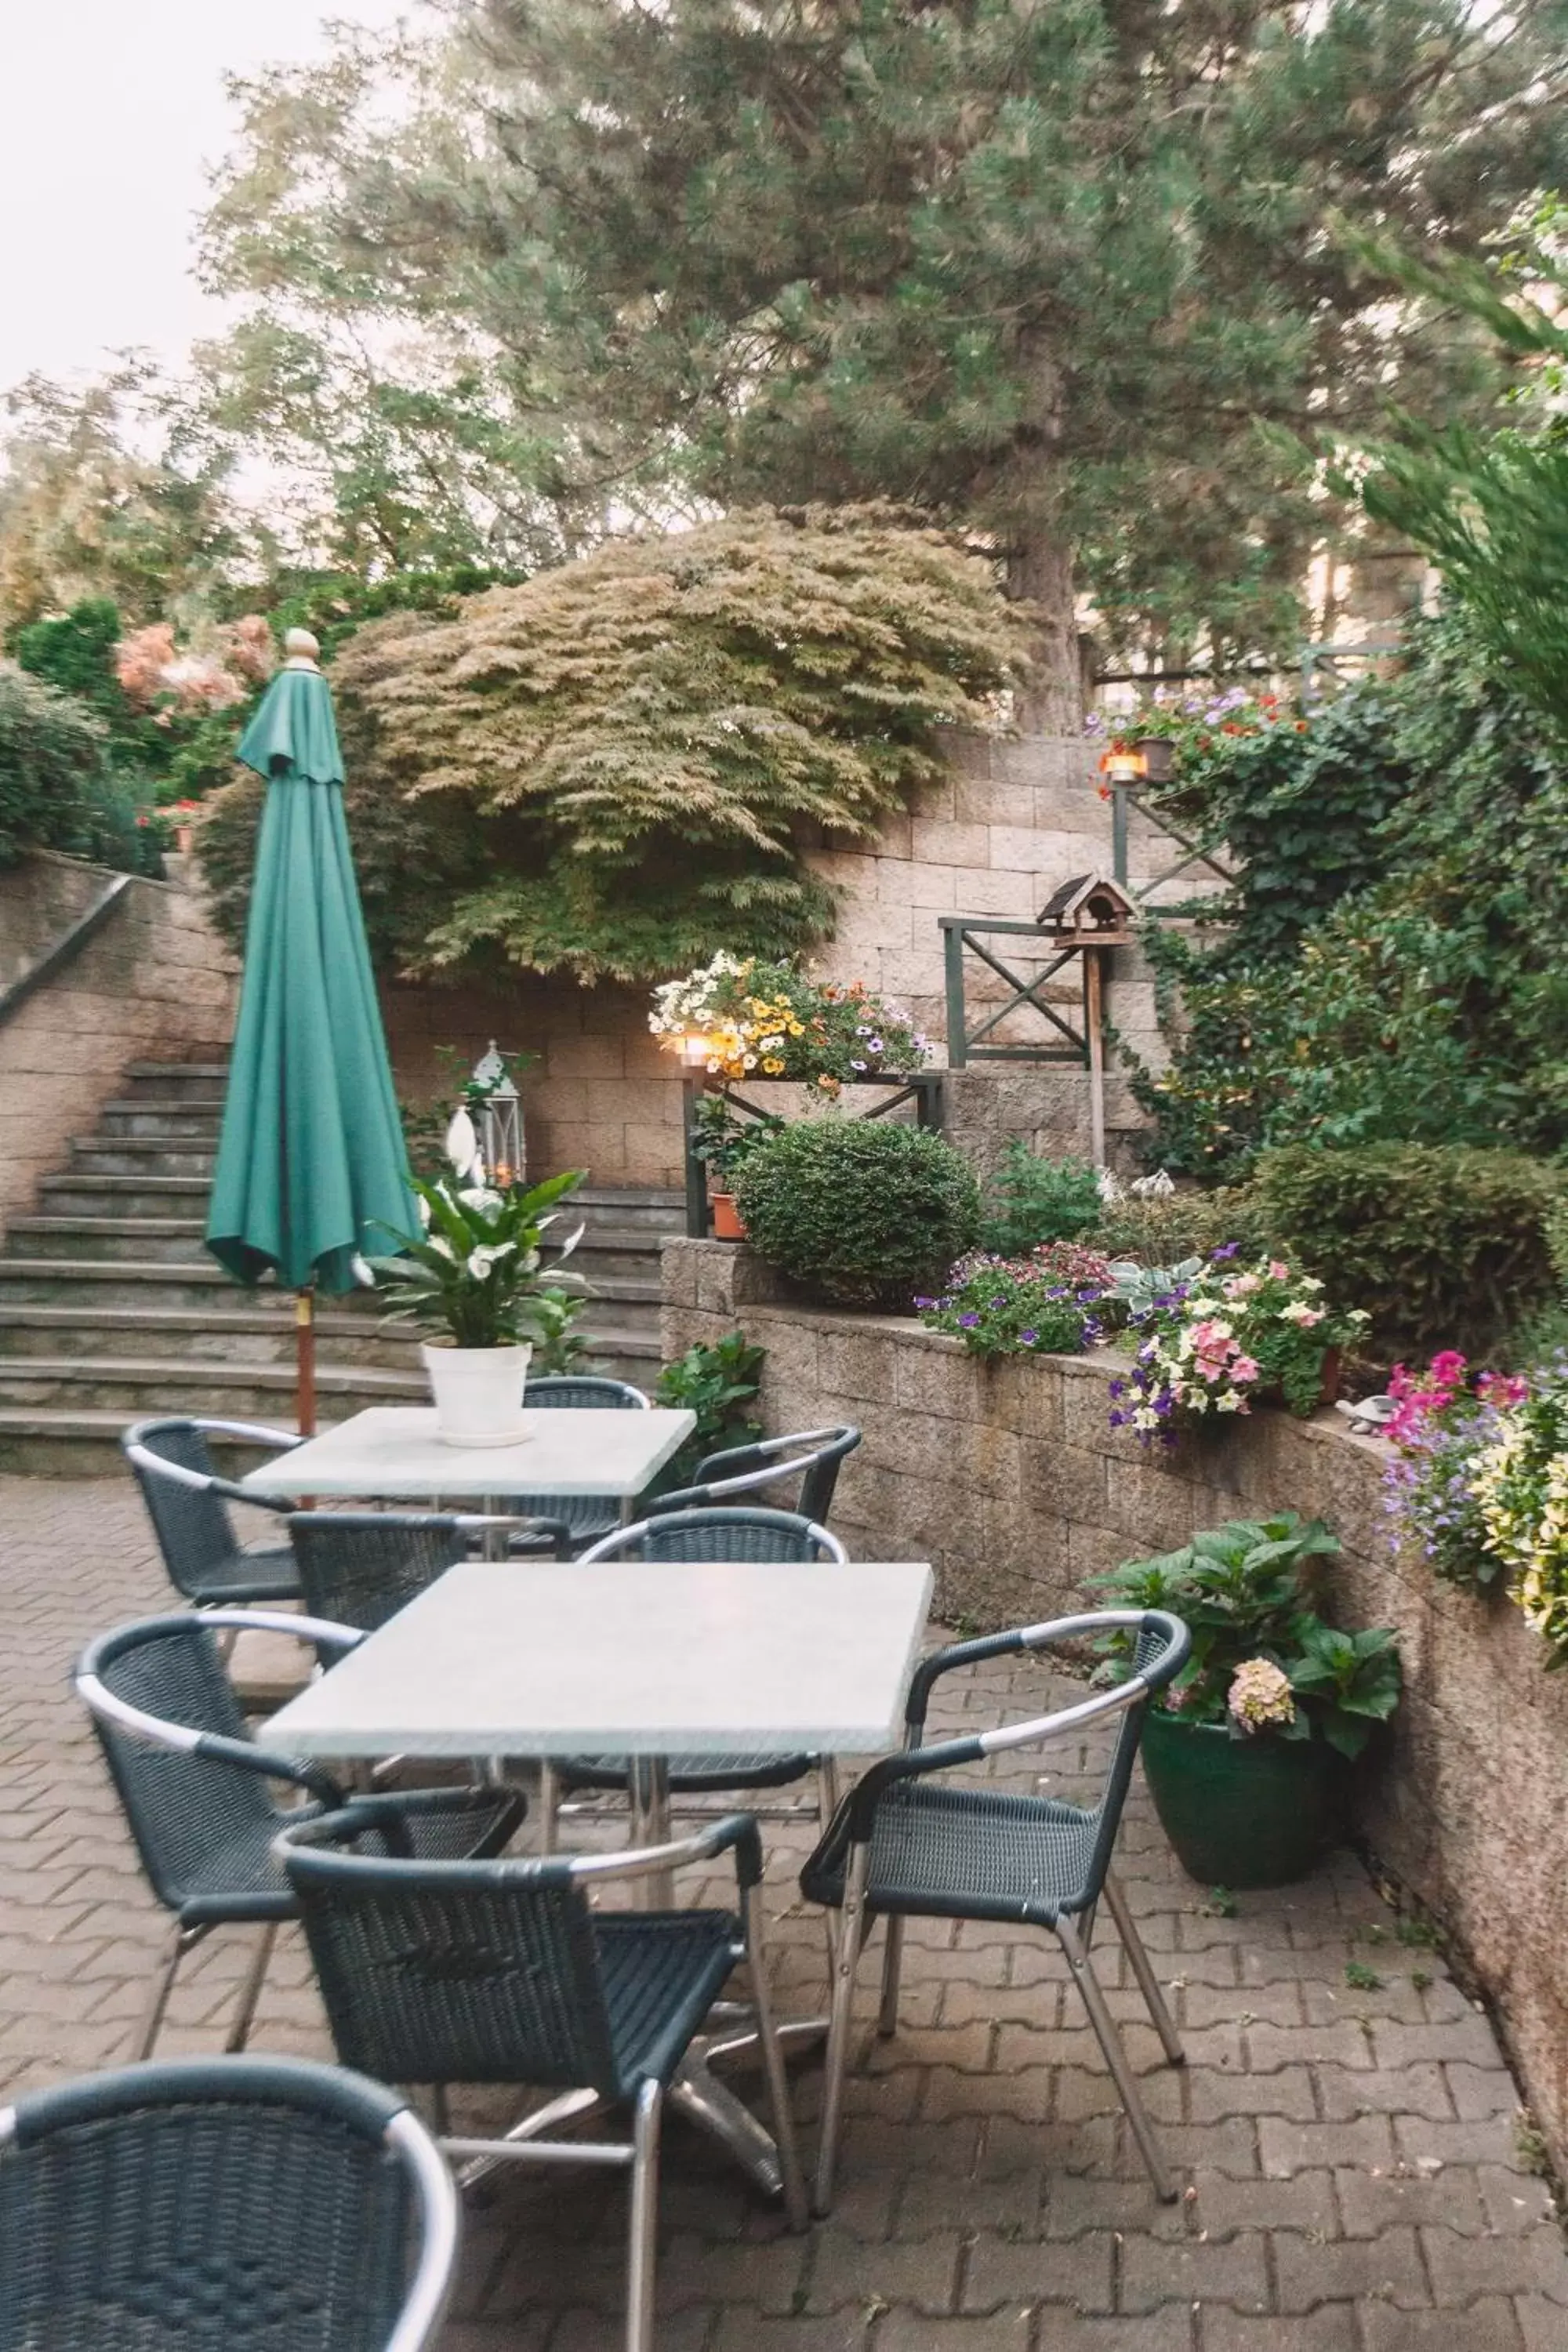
[903,1610,1189,1737]
[568,1809,764,1896]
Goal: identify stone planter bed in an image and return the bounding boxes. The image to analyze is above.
[663,1237,1568,2176]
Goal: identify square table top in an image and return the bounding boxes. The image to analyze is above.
[265,1558,935,1759]
[238,1404,695,1501]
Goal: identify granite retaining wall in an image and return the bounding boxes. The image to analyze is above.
[662,1237,1568,2175]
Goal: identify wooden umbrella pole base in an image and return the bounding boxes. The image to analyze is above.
[296,1290,318,1439]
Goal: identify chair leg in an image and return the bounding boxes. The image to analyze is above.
[626,2079,662,2352]
[1054,1913,1178,2203]
[538,1762,561,1857]
[1102,1871,1184,2067]
[136,1919,197,2061]
[811,1840,870,2218]
[742,1885,808,2231]
[877,1915,906,2038]
[225,1919,278,2053]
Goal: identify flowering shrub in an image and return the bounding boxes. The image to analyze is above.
[1086,683,1308,790]
[917,1247,1109,1360]
[1387,1351,1568,1656]
[1109,1252,1367,1439]
[650,953,924,1094]
[1094,1514,1401,1756]
[367,1110,588,1350]
[114,615,274,720]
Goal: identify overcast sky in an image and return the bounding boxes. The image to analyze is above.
[0,1,413,394]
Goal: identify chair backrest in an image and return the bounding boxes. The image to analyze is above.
[75,1616,292,1914]
[1081,1614,1181,1900]
[671,1424,862,1521]
[0,2054,458,2352]
[289,1514,471,1633]
[122,1419,240,1595]
[524,1376,650,1410]
[280,1821,627,2096]
[579,1504,846,1565]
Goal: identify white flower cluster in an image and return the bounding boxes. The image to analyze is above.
[648,952,748,1038]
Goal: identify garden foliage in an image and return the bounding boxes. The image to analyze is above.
[0,661,155,875]
[654,1332,767,1487]
[917,1243,1112,1361]
[1127,611,1568,1178]
[733,1120,981,1309]
[1093,1515,1401,1759]
[1254,1145,1566,1368]
[980,1145,1102,1257]
[198,510,1032,985]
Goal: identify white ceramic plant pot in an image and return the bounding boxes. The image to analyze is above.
[421,1341,532,1446]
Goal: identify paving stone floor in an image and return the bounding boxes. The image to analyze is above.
[2,1474,1566,2350]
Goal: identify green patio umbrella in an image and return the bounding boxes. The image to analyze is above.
[206,630,416,1432]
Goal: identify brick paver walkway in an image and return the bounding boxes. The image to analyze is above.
[2,1475,1564,2350]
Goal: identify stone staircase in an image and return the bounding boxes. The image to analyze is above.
[0,1058,679,1472]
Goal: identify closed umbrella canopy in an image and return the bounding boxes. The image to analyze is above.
[206,650,416,1298]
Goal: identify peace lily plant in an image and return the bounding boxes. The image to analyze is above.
[368,1109,589,1444]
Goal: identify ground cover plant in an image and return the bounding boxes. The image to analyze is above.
[980,1145,1102,1255]
[917,1243,1111,1360]
[654,1330,768,1487]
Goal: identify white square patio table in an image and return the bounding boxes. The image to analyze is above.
[238,1403,695,1510]
[265,1555,934,2204]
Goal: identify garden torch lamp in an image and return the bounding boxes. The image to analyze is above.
[1102,744,1148,784]
[679,1030,714,1068]
[470,1041,524,1189]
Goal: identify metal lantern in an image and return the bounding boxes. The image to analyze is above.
[470,1040,524,1188]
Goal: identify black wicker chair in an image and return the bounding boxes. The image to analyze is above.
[655,1424,861,1521]
[499,1374,652,1555]
[74,1610,525,2060]
[122,1416,303,1605]
[0,2053,459,2351]
[800,1608,1192,2214]
[543,1506,848,1847]
[277,1801,805,2352]
[289,1508,571,1632]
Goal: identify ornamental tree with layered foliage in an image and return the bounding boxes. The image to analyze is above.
[196,506,1033,983]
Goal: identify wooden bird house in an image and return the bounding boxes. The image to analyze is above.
[1036,872,1136,935]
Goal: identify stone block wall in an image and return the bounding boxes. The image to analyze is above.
[0,854,238,1236]
[662,1236,1568,2174]
[376,728,1176,1189]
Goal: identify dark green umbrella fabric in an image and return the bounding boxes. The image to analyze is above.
[206,659,416,1294]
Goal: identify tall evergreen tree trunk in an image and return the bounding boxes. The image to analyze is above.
[1006,529,1083,735]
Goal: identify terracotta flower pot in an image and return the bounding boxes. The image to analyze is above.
[710,1191,747,1241]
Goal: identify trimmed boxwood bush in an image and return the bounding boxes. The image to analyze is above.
[731,1120,982,1308]
[1253,1144,1566,1365]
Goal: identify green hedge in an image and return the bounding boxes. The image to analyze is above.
[732,1120,981,1308]
[1253,1144,1566,1365]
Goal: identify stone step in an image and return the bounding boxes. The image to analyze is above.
[5,1217,214,1264]
[0,1407,299,1477]
[122,1060,231,1091]
[96,1102,224,1140]
[0,1258,290,1310]
[0,1354,430,1421]
[0,1305,421,1369]
[37,1175,212,1218]
[70,1138,217,1178]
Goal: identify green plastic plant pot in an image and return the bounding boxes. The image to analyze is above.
[1140,1708,1348,1888]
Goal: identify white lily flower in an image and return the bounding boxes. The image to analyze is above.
[350,1252,376,1288]
[459,1186,503,1214]
[466,1242,516,1279]
[445,1107,481,1178]
[417,1193,431,1228]
[555,1221,586,1262]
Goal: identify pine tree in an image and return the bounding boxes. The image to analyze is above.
[202,0,1568,710]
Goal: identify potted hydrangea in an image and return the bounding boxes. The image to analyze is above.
[1094,1515,1402,1886]
[368,1110,588,1446]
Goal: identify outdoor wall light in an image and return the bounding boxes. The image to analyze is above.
[470,1041,524,1187]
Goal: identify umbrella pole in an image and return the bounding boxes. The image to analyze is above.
[296,1288,318,1437]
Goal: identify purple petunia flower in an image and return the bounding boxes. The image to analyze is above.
[959,1312,980,1328]
[1020,1329,1038,1346]
[1210,1241,1242,1261]
[867,1036,884,1054]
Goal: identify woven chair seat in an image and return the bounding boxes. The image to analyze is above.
[183,1541,302,1606]
[802,1779,1102,1926]
[593,1911,741,2095]
[503,1490,622,1551]
[561,1750,814,1794]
